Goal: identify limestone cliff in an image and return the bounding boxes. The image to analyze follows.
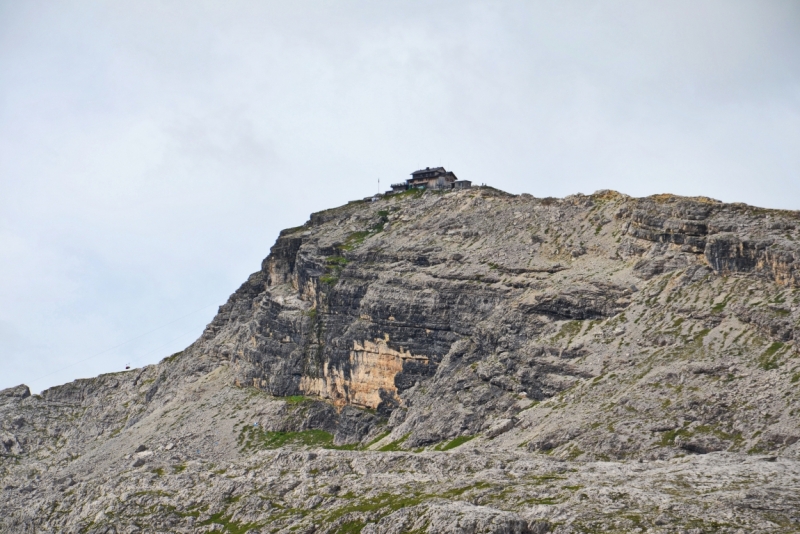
[198,188,800,453]
[2,187,800,533]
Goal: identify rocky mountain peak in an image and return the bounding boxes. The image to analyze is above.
[2,186,800,533]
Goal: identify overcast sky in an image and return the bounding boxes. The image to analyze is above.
[1,1,799,393]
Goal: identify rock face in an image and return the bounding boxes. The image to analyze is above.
[2,187,800,533]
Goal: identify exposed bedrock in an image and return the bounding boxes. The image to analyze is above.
[624,195,799,285]
[4,187,800,533]
[191,188,800,452]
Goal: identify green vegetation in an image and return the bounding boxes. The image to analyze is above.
[770,292,786,304]
[711,296,731,313]
[659,427,688,447]
[320,255,351,286]
[337,212,391,252]
[435,434,476,451]
[324,483,495,530]
[693,328,711,344]
[197,512,261,534]
[759,342,785,370]
[554,320,583,343]
[238,427,359,451]
[565,444,584,460]
[372,218,388,233]
[378,433,410,452]
[364,431,391,448]
[659,423,742,448]
[327,256,349,267]
[320,274,339,285]
[338,231,371,251]
[173,463,187,473]
[326,491,426,525]
[285,395,313,404]
[336,520,367,533]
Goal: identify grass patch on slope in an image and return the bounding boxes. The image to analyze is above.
[284,395,313,404]
[435,435,476,451]
[378,433,410,452]
[338,231,371,252]
[759,342,785,370]
[324,482,496,532]
[659,424,743,449]
[337,213,391,252]
[238,427,359,451]
[320,254,351,285]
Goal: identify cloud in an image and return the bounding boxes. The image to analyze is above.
[0,0,798,391]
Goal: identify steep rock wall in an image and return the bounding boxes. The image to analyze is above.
[194,188,800,450]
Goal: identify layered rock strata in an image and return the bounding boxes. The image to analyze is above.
[2,186,800,533]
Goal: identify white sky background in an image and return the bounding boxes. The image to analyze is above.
[1,1,799,393]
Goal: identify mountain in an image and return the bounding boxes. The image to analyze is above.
[2,186,800,533]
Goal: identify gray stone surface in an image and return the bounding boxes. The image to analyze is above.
[2,187,800,532]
